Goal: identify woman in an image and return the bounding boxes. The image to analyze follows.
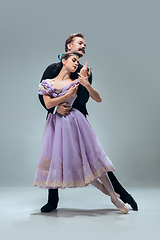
[34,53,129,214]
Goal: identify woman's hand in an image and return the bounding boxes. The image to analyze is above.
[67,83,79,97]
[80,61,92,77]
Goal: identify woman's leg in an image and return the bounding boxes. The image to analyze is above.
[90,179,110,195]
[98,174,129,214]
[107,171,138,211]
[90,179,120,198]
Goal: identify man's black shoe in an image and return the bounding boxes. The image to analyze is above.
[41,189,59,213]
[121,194,138,211]
[41,202,58,213]
[107,172,138,211]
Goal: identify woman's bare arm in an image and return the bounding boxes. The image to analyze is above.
[43,84,79,109]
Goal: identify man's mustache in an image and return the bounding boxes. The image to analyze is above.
[78,48,85,54]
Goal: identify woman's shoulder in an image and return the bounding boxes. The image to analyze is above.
[40,79,55,87]
[41,79,52,83]
[38,79,53,95]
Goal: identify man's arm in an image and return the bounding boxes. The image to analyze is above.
[78,73,101,102]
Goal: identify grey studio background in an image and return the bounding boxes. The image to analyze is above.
[0,0,160,189]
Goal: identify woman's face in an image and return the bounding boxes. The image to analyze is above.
[64,55,79,72]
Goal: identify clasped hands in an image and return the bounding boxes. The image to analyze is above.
[78,61,92,86]
[56,61,91,116]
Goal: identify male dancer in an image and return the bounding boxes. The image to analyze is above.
[39,33,138,212]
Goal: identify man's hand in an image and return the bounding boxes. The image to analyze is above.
[80,61,92,78]
[56,103,72,116]
[78,73,89,87]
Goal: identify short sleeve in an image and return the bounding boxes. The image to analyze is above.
[38,80,50,95]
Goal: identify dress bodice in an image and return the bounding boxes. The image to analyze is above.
[38,79,78,106]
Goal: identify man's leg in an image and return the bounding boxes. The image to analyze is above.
[107,172,138,211]
[41,188,59,213]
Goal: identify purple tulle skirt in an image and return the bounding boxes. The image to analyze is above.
[34,109,115,189]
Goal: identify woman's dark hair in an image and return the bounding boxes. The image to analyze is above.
[53,53,79,77]
[61,52,79,61]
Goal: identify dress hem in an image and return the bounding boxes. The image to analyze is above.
[33,167,115,189]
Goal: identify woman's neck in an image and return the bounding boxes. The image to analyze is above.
[55,67,71,82]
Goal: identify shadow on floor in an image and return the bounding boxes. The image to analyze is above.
[31,207,122,218]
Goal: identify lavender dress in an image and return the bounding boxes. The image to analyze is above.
[34,79,115,189]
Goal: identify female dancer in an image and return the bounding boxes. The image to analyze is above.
[34,53,129,214]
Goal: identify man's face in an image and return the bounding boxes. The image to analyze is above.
[67,37,86,57]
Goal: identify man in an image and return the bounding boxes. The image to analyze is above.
[39,33,138,212]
